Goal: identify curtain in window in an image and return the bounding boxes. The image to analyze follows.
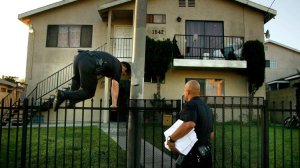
[58,26,69,47]
[69,26,81,47]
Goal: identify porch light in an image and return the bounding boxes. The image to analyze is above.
[176,16,182,22]
[29,24,34,33]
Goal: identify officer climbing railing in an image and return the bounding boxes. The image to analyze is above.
[26,43,107,105]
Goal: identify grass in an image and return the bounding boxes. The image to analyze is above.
[142,122,299,168]
[0,125,126,168]
[1,122,299,168]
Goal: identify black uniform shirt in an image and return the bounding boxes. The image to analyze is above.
[91,51,122,83]
[180,96,213,146]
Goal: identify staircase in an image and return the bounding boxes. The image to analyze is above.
[1,44,107,126]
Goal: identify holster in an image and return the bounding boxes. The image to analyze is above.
[176,154,185,166]
[198,145,210,157]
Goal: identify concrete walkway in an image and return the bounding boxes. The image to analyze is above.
[101,122,176,168]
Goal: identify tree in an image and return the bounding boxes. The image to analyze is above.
[145,36,173,100]
[2,76,18,84]
[242,40,265,123]
[241,40,265,97]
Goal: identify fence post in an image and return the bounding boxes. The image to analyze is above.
[261,100,269,168]
[21,98,29,168]
[294,82,300,118]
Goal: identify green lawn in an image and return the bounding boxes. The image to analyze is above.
[142,122,299,168]
[0,126,126,168]
[1,123,298,168]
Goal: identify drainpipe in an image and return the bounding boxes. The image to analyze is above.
[127,0,147,167]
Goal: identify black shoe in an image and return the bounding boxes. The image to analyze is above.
[54,90,66,111]
[66,101,75,109]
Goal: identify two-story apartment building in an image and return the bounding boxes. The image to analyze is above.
[18,0,276,121]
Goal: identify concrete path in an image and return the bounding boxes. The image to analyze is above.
[101,122,176,168]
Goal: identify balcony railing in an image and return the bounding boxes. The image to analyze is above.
[173,34,245,60]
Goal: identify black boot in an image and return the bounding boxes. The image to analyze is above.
[54,90,66,111]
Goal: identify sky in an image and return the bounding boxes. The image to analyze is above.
[0,0,299,80]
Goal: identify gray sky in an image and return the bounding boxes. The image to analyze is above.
[0,0,299,79]
[251,0,300,50]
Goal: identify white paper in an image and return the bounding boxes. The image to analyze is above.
[164,119,198,155]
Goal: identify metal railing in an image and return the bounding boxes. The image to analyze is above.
[1,97,298,167]
[26,63,73,105]
[173,34,244,60]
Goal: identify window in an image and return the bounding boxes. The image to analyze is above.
[265,60,270,68]
[1,88,6,92]
[179,0,186,7]
[186,21,224,57]
[46,25,93,48]
[186,78,225,96]
[147,14,166,24]
[188,0,195,7]
[269,60,277,69]
[179,0,195,7]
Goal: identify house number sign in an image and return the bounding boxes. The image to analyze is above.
[152,29,164,35]
[147,27,166,38]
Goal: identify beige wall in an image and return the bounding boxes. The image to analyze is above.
[24,0,268,103]
[265,42,300,82]
[146,0,264,42]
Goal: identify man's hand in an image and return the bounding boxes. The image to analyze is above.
[167,140,179,154]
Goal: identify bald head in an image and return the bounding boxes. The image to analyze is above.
[184,80,200,101]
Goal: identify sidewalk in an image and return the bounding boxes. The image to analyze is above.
[101,122,176,168]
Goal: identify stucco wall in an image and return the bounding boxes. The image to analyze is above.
[265,42,300,82]
[24,0,267,100]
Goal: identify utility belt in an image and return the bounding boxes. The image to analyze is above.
[176,145,211,166]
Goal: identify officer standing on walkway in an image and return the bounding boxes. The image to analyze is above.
[54,50,131,111]
[167,80,213,167]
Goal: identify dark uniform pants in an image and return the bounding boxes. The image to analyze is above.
[65,51,98,104]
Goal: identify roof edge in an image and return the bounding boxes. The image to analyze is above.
[234,0,277,23]
[18,0,78,24]
[265,40,300,54]
[0,79,17,87]
[98,0,132,11]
